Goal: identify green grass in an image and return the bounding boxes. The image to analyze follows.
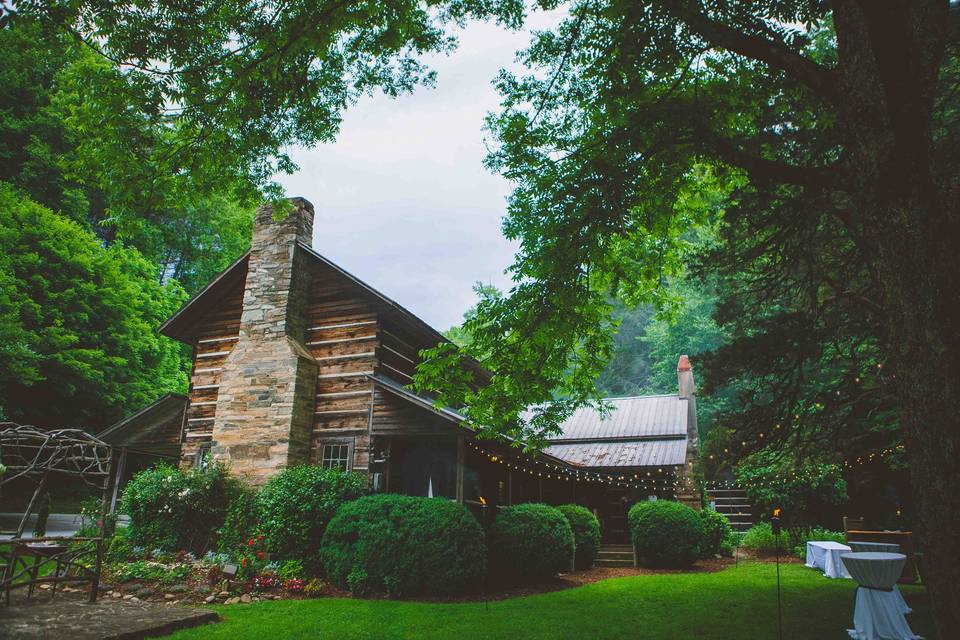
[166,562,936,640]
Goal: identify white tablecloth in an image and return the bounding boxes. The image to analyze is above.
[841,552,921,640]
[806,541,852,578]
[849,541,900,554]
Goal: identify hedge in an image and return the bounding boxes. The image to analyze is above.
[628,500,704,568]
[257,465,367,570]
[489,503,575,581]
[320,494,486,597]
[556,504,601,569]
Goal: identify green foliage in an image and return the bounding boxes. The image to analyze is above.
[276,560,305,582]
[556,504,601,569]
[735,451,847,526]
[12,2,527,208]
[107,527,136,563]
[488,503,574,581]
[110,560,192,585]
[628,501,704,568]
[740,523,785,556]
[217,484,259,555]
[303,578,326,598]
[0,185,188,427]
[257,465,367,570]
[699,509,732,558]
[790,527,846,560]
[121,462,245,555]
[719,531,740,558]
[320,494,486,597]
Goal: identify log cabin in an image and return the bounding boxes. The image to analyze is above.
[102,198,701,541]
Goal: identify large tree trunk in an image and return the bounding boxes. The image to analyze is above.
[833,2,959,634]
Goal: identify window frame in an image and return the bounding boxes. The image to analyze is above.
[319,439,353,471]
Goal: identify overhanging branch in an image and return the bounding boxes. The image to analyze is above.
[669,1,839,103]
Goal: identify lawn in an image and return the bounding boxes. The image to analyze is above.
[166,561,936,640]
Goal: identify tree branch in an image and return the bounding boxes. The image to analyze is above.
[668,1,839,104]
[700,128,844,190]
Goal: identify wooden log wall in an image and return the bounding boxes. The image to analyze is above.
[305,266,381,473]
[181,286,244,466]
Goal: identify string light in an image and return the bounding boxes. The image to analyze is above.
[466,441,686,494]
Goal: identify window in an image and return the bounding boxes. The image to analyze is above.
[195,443,211,470]
[320,442,351,471]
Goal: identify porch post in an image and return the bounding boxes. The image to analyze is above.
[507,469,513,505]
[109,447,128,515]
[455,435,465,503]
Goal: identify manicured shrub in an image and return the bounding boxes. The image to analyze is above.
[488,503,575,581]
[699,509,732,558]
[257,465,367,570]
[628,500,705,568]
[320,494,486,597]
[556,504,601,569]
[122,462,245,554]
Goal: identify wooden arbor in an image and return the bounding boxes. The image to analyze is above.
[0,423,112,604]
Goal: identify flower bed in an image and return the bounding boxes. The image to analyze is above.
[99,548,341,606]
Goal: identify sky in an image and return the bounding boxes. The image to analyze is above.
[275,10,565,330]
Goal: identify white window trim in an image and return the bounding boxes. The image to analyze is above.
[319,438,354,471]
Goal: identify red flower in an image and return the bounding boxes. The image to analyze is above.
[255,551,266,560]
[241,557,247,567]
[248,538,255,547]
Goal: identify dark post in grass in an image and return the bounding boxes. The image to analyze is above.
[772,508,783,640]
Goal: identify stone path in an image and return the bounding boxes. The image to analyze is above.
[0,589,218,639]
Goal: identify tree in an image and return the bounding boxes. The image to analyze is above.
[0,184,188,428]
[0,20,256,292]
[416,2,959,631]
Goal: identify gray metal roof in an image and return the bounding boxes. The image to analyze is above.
[540,395,690,468]
[550,395,688,440]
[545,438,688,468]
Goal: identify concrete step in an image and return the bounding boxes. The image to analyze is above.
[597,551,634,561]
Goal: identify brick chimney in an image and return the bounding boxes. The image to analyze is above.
[210,199,318,483]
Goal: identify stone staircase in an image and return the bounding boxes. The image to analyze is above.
[594,543,635,568]
[706,487,754,532]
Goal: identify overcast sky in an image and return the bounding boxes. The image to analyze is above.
[275,10,564,330]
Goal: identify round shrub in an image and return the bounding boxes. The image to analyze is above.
[121,462,245,554]
[489,503,575,581]
[258,465,367,570]
[699,509,732,558]
[628,500,705,568]
[320,494,486,597]
[556,504,601,569]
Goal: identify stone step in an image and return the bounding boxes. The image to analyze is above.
[596,551,634,561]
[594,557,634,568]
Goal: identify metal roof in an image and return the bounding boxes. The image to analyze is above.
[549,395,688,440]
[545,438,687,468]
[539,395,690,468]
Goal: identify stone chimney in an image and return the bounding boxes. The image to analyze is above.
[210,199,318,483]
[676,355,701,508]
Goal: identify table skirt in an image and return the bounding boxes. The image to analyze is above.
[847,587,921,640]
